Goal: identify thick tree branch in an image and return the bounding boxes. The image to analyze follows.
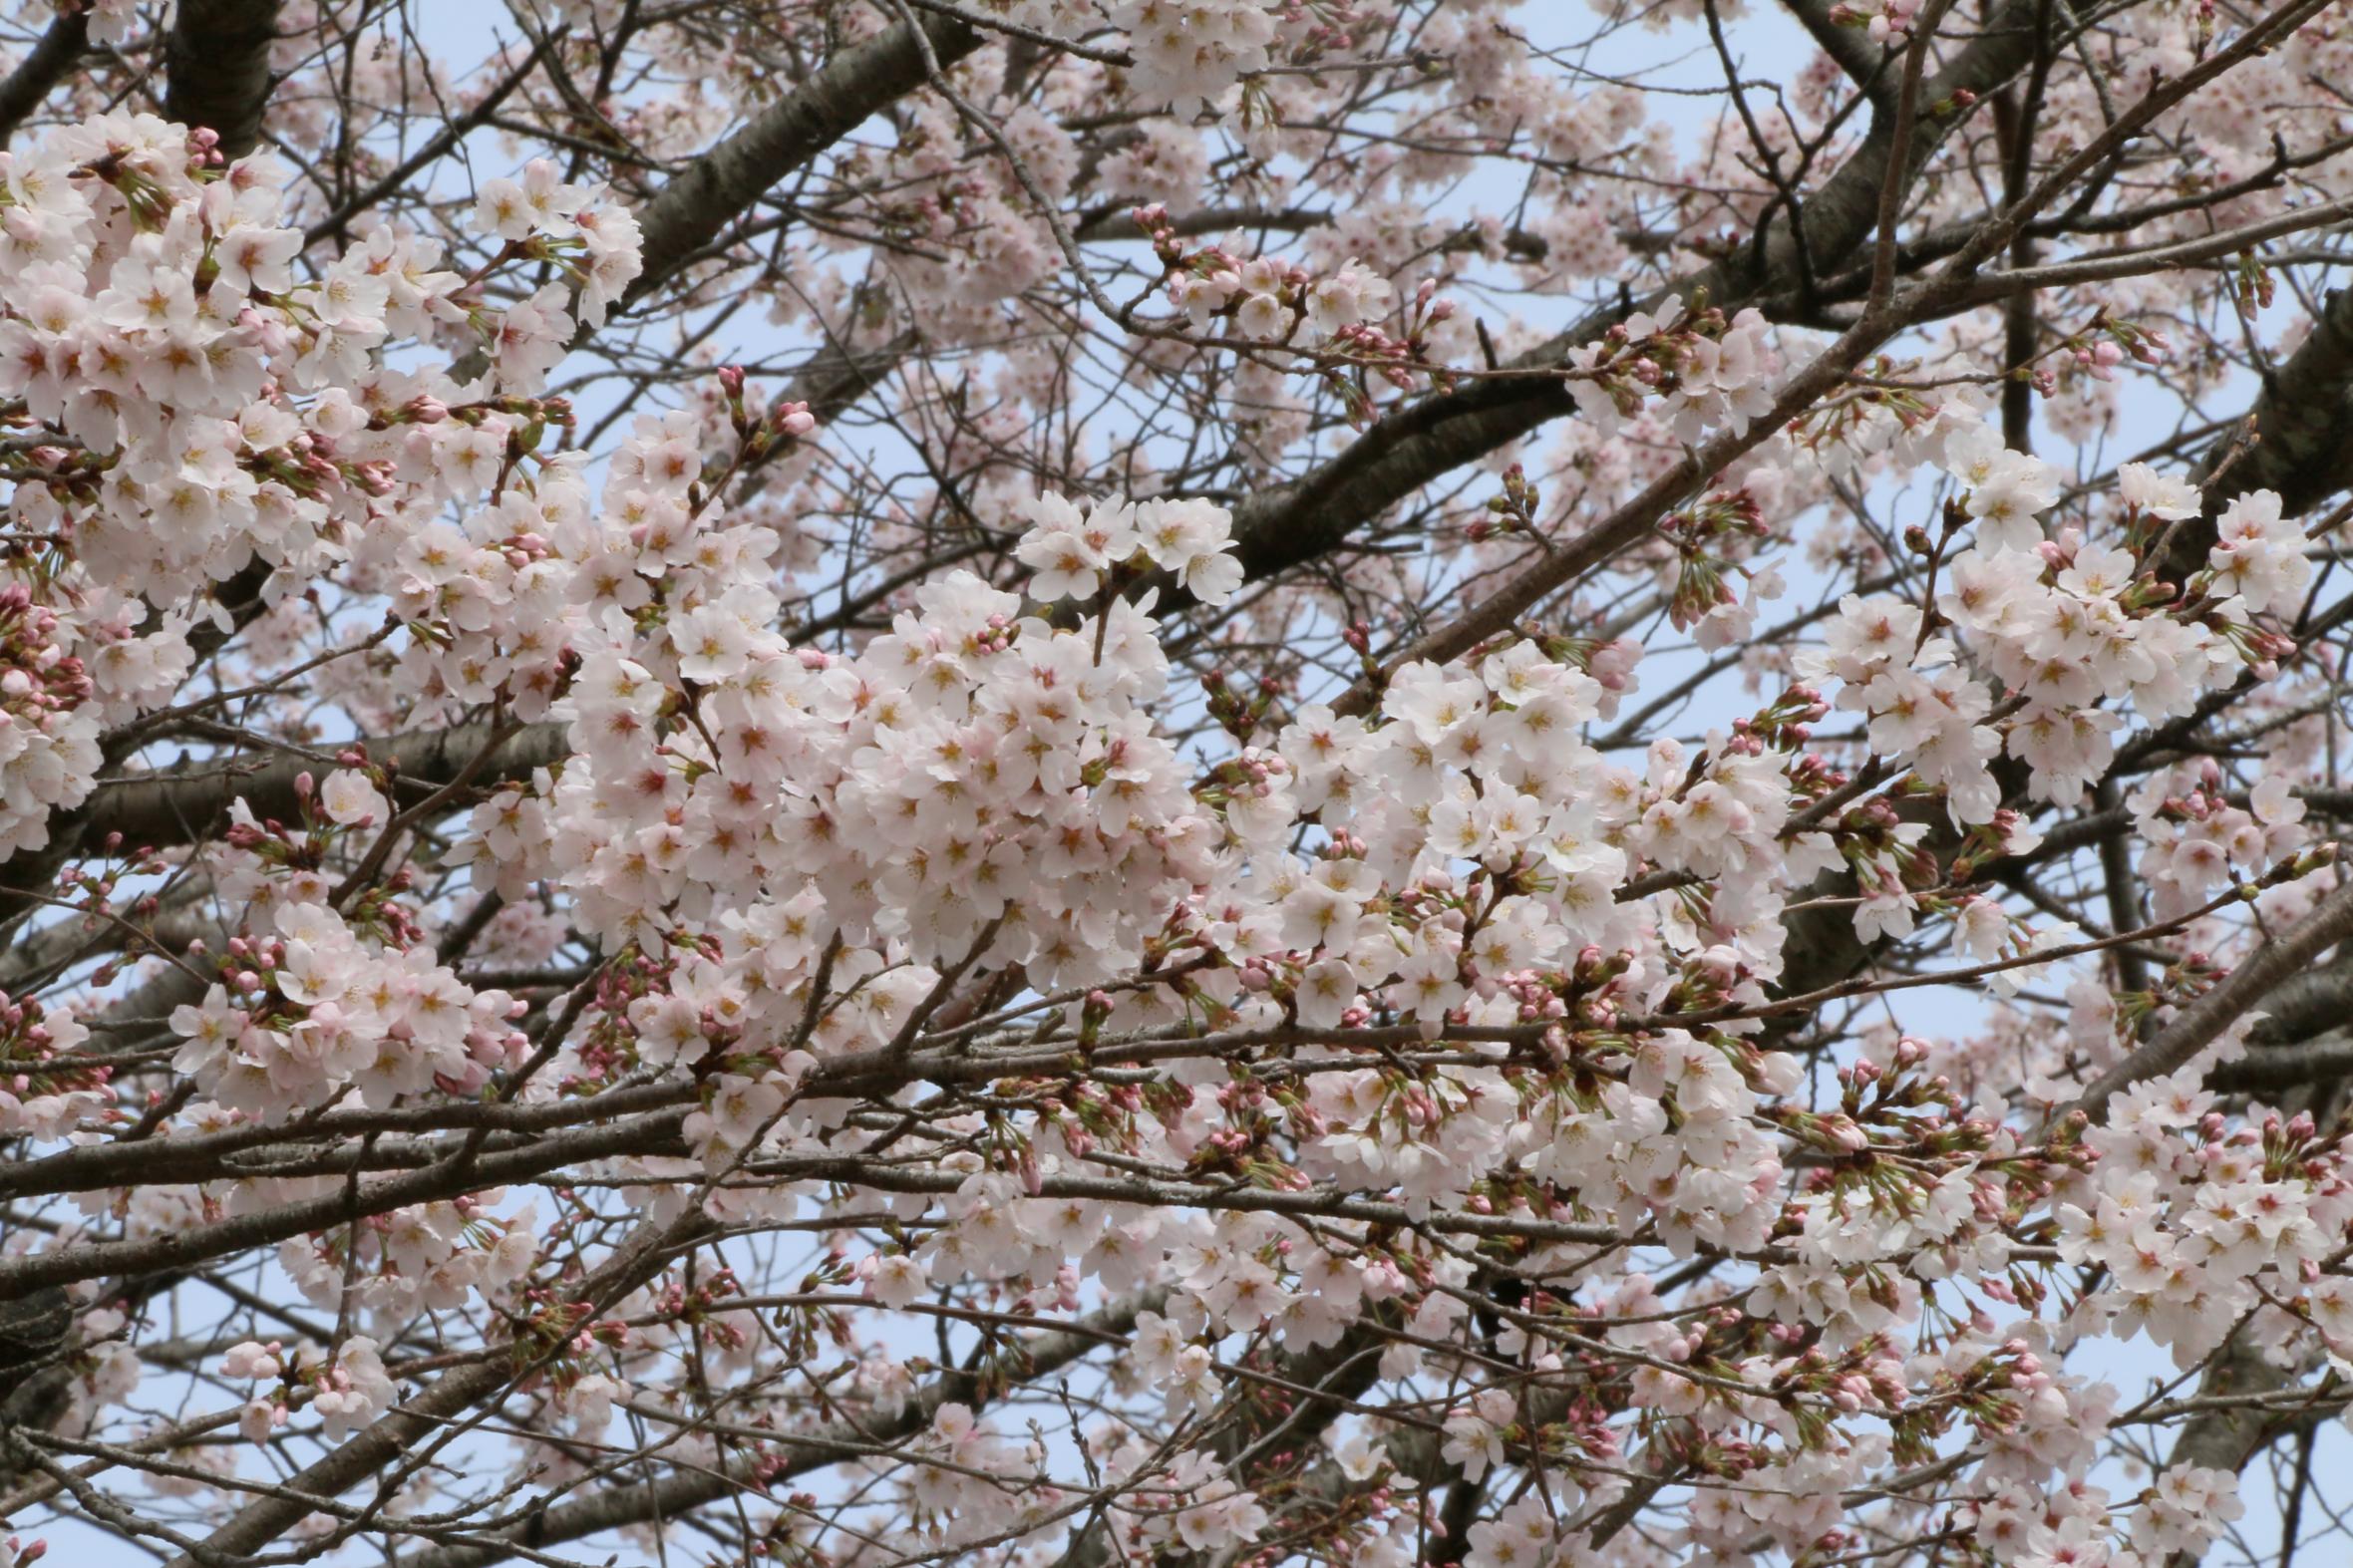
[2068,878,2353,1121]
[2201,284,2353,519]
[1218,0,2046,595]
[88,719,569,854]
[1779,0,1897,107]
[2207,1028,2353,1094]
[619,12,981,313]
[0,10,86,141]
[163,0,286,158]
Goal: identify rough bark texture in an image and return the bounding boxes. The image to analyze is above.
[2201,286,2353,517]
[91,719,570,852]
[0,9,85,140]
[163,0,286,158]
[1220,0,2048,592]
[622,12,981,310]
[2070,880,2353,1119]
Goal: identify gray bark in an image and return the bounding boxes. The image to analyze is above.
[2068,880,2353,1121]
[1218,0,2049,595]
[164,0,286,158]
[621,13,981,311]
[0,10,86,140]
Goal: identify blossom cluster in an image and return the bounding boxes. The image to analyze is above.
[1801,430,2304,854]
[168,891,526,1117]
[0,120,638,865]
[1106,0,1285,114]
[1167,246,1401,344]
[7,3,2353,1552]
[219,1336,398,1443]
[2059,1069,2353,1370]
[1566,301,1780,441]
[2124,765,2310,921]
[1013,488,1245,604]
[79,365,2350,1568]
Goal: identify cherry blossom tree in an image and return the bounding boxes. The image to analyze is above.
[4,0,2353,1565]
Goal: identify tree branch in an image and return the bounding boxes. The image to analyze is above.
[619,12,981,314]
[385,1289,1162,1568]
[0,9,86,141]
[2067,878,2353,1121]
[157,1208,709,1568]
[164,0,286,158]
[1216,0,2045,596]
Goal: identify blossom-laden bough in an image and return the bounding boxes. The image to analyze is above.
[4,1,2353,1567]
